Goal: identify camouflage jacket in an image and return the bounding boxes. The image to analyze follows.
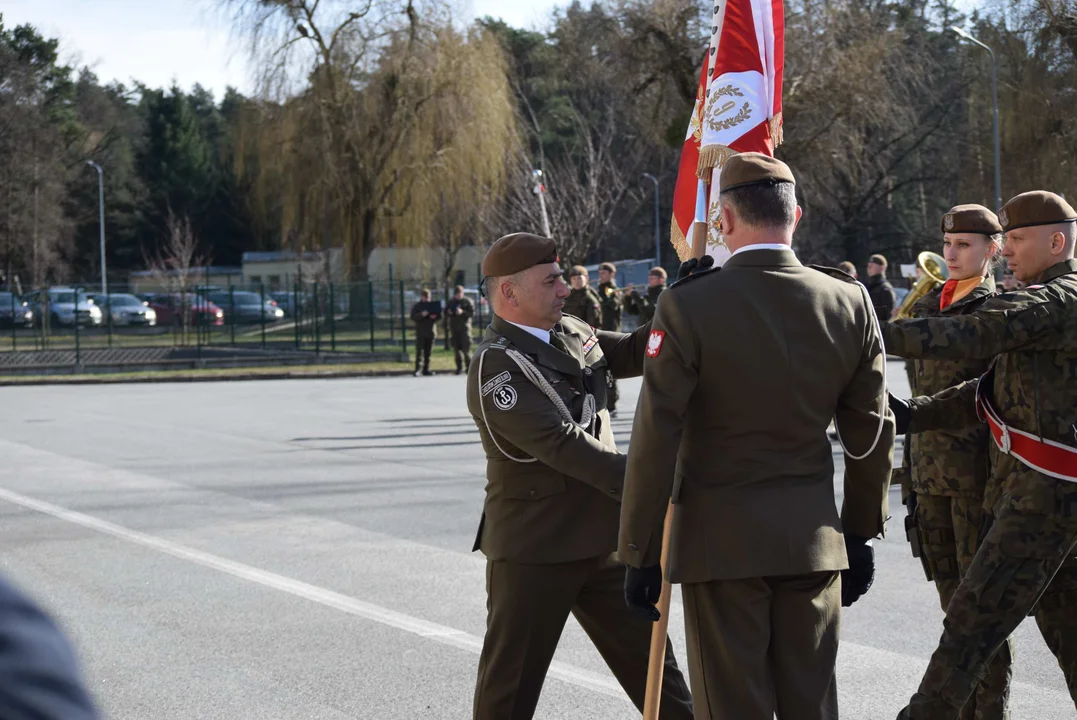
[596,281,622,331]
[625,284,666,323]
[903,277,996,498]
[445,297,474,335]
[886,259,1077,513]
[563,286,602,327]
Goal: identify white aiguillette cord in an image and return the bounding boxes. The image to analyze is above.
[833,283,889,461]
[476,344,596,464]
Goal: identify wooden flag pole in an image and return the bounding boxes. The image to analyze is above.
[642,219,708,720]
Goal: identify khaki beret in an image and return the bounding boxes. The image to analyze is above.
[569,265,588,277]
[719,152,795,193]
[482,233,558,277]
[999,191,1077,232]
[941,204,1002,235]
[599,262,616,273]
[649,267,668,280]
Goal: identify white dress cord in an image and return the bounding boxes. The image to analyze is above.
[833,283,890,461]
[476,345,596,464]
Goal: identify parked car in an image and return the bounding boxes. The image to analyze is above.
[88,293,158,327]
[31,288,102,327]
[0,292,33,327]
[206,290,284,324]
[269,291,313,318]
[142,293,224,327]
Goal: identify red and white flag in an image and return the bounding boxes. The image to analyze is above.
[669,0,784,264]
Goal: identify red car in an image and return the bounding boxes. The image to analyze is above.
[142,293,224,327]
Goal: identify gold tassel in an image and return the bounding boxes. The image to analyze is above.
[769,112,784,147]
[670,217,692,262]
[696,144,736,180]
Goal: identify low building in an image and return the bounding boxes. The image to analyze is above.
[127,267,242,295]
[241,248,345,291]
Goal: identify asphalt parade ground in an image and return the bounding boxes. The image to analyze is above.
[0,362,1072,719]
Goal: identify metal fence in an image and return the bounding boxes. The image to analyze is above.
[0,282,491,365]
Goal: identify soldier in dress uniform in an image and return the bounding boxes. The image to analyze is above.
[618,153,894,720]
[446,285,475,375]
[624,267,667,323]
[597,262,624,414]
[562,265,603,327]
[886,191,1077,718]
[897,205,1012,719]
[466,233,693,720]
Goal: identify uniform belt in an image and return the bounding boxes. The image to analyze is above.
[976,368,1077,482]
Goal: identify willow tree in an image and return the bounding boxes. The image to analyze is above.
[221,0,518,280]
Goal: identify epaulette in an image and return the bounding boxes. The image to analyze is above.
[669,266,721,289]
[809,264,858,284]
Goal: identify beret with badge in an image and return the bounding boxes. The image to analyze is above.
[941,204,1002,235]
[482,233,558,277]
[998,191,1077,233]
[719,152,796,193]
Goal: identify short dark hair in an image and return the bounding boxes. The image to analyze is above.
[721,182,797,230]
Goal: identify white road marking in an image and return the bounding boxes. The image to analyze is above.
[0,486,628,702]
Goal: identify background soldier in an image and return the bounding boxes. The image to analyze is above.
[597,262,623,414]
[619,153,894,720]
[624,267,667,323]
[866,253,897,323]
[409,289,441,376]
[466,233,693,720]
[886,191,1077,718]
[563,265,603,327]
[445,285,475,375]
[899,205,1011,719]
[838,260,859,279]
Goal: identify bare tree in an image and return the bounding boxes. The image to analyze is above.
[144,211,211,344]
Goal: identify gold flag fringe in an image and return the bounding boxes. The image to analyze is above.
[770,112,784,147]
[670,216,693,262]
[696,144,736,180]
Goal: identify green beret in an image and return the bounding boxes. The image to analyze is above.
[999,191,1077,232]
[719,152,795,193]
[482,233,558,277]
[941,204,1002,235]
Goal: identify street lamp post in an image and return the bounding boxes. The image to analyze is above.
[531,169,552,238]
[641,173,661,269]
[86,161,107,294]
[950,26,1002,212]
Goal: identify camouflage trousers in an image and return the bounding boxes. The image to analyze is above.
[899,481,1077,719]
[915,494,1012,720]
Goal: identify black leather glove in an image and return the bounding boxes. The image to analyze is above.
[841,535,875,607]
[624,564,663,622]
[675,255,714,283]
[889,393,911,435]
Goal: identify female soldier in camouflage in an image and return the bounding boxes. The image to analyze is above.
[903,204,1012,719]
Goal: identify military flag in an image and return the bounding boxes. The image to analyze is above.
[669,0,785,264]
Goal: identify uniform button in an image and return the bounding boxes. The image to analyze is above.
[584,368,592,375]
[628,544,639,551]
[529,489,536,498]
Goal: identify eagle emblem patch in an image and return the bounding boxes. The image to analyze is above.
[999,209,1009,228]
[646,330,666,358]
[944,213,954,231]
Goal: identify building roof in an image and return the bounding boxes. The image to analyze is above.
[128,266,242,278]
[241,248,342,264]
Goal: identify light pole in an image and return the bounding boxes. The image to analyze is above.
[641,173,661,268]
[531,169,552,238]
[950,26,1002,212]
[86,161,107,294]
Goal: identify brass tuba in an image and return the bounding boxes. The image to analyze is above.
[892,251,949,321]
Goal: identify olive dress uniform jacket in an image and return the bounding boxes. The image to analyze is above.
[619,248,895,582]
[466,313,651,564]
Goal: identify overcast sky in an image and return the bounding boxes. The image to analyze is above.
[0,0,570,99]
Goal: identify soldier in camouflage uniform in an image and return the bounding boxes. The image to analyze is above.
[597,262,623,414]
[886,191,1077,718]
[624,267,667,324]
[563,265,603,327]
[897,205,1012,719]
